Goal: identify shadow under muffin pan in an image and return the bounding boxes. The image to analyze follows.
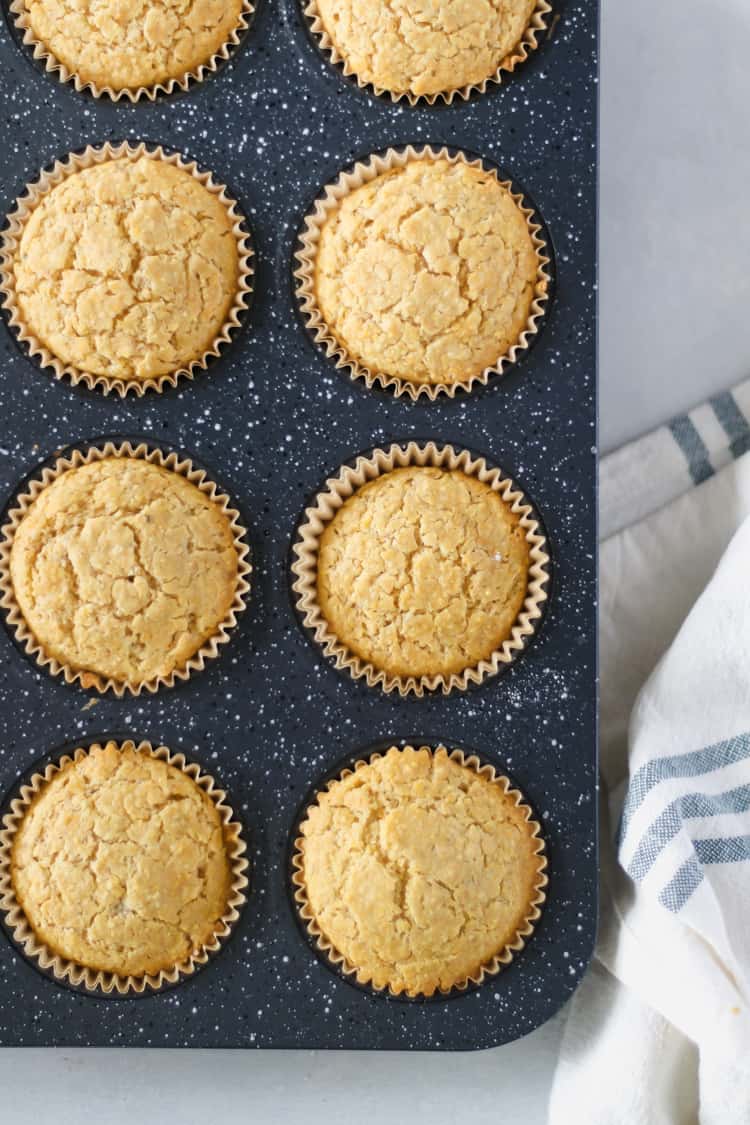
[0,0,597,1050]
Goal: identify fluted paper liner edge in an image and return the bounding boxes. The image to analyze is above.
[0,440,252,696]
[302,0,552,107]
[293,145,551,401]
[290,441,550,696]
[0,739,249,996]
[8,0,255,102]
[291,744,548,999]
[0,141,254,397]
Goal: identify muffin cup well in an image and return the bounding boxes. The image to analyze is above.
[0,738,249,996]
[291,743,548,999]
[0,141,254,397]
[290,441,550,697]
[293,145,551,402]
[301,0,552,107]
[7,0,255,102]
[0,439,252,696]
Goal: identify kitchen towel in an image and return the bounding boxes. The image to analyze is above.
[549,384,750,1124]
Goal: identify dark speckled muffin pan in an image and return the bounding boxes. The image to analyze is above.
[0,0,597,1049]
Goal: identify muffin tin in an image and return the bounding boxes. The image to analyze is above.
[0,0,597,1049]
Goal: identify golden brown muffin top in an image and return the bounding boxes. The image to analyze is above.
[9,457,239,687]
[13,156,239,382]
[314,0,538,99]
[317,466,530,680]
[22,0,245,93]
[11,743,232,978]
[313,158,539,386]
[298,746,542,996]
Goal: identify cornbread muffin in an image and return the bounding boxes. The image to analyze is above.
[19,0,245,93]
[13,156,239,382]
[296,746,544,996]
[10,743,232,977]
[312,0,538,99]
[313,157,540,387]
[8,457,240,688]
[317,466,530,679]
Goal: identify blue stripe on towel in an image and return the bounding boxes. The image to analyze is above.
[711,391,750,459]
[694,835,750,864]
[659,857,704,912]
[627,784,750,881]
[619,733,750,843]
[659,837,750,912]
[668,415,714,485]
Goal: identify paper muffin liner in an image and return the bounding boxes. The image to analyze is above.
[291,744,548,999]
[0,141,254,397]
[302,0,552,107]
[8,0,255,102]
[293,145,551,401]
[0,738,249,996]
[291,441,550,696]
[0,439,252,696]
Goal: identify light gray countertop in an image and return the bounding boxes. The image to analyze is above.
[3,1,749,1121]
[600,0,750,453]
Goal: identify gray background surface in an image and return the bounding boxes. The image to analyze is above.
[600,0,750,453]
[2,0,747,1120]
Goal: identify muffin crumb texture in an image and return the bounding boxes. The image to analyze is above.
[11,743,232,978]
[299,747,542,996]
[317,466,530,679]
[8,457,240,686]
[314,158,540,386]
[13,156,239,382]
[315,0,538,97]
[22,0,245,92]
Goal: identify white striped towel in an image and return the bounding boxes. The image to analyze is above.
[600,382,750,540]
[549,383,750,1124]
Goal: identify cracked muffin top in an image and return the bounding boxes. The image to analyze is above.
[8,457,240,688]
[312,157,540,387]
[313,0,538,99]
[10,742,232,977]
[297,746,542,996]
[20,0,245,93]
[13,155,239,383]
[317,466,530,680]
